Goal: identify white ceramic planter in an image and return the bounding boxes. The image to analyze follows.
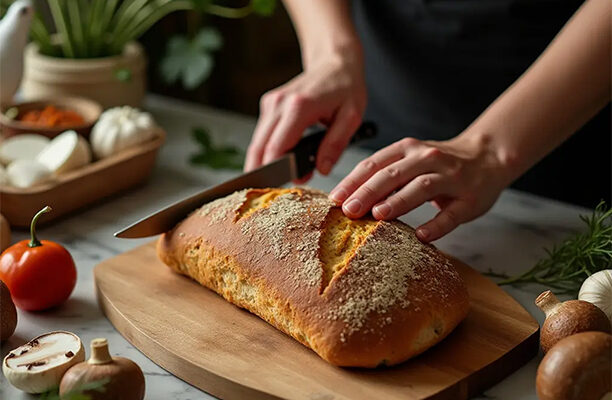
[22,42,146,108]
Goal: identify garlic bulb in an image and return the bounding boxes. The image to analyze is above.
[90,106,158,159]
[579,270,612,324]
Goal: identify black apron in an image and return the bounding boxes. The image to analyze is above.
[352,0,610,207]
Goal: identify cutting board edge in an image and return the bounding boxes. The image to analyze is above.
[94,241,542,400]
[94,269,283,400]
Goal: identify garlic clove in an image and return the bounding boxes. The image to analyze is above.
[579,270,612,324]
[2,331,85,393]
[0,134,50,165]
[6,159,52,188]
[36,130,91,175]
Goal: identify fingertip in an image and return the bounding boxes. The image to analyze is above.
[329,187,348,204]
[372,202,391,220]
[318,158,334,176]
[342,198,363,218]
[416,226,432,243]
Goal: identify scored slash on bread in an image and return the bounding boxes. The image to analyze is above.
[157,187,469,368]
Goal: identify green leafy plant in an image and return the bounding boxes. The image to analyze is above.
[190,126,244,170]
[39,378,109,400]
[487,201,612,296]
[25,0,276,59]
[161,27,222,89]
[160,0,276,88]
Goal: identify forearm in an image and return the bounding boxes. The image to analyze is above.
[282,0,362,69]
[459,0,611,184]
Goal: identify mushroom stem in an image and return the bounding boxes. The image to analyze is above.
[89,338,112,365]
[535,290,561,316]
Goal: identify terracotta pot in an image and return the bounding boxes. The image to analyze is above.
[21,42,146,109]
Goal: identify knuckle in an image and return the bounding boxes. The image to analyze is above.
[422,147,442,161]
[416,175,434,194]
[384,166,400,179]
[358,159,379,174]
[285,93,309,111]
[399,137,418,149]
[260,91,281,110]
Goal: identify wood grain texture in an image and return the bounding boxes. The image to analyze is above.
[94,241,539,400]
[0,132,164,228]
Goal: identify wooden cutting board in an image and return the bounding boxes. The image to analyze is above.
[94,241,539,400]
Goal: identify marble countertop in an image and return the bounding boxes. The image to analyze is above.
[1,95,590,400]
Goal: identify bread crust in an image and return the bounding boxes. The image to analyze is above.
[157,188,469,367]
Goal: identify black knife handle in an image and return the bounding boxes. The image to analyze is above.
[293,121,377,178]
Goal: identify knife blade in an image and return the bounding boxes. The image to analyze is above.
[114,121,377,238]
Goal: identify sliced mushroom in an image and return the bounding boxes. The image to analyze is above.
[2,331,85,393]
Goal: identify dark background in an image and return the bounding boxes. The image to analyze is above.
[139,6,610,209]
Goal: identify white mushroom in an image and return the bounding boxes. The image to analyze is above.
[2,331,85,393]
[0,133,50,165]
[6,159,52,188]
[36,130,91,175]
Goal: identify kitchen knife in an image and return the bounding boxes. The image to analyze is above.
[114,122,377,238]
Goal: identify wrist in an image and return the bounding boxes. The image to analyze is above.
[452,128,521,187]
[302,37,363,71]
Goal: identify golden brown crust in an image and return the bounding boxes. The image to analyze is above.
[157,187,469,367]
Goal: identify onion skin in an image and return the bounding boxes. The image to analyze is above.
[59,338,145,400]
[536,331,611,400]
[535,290,611,353]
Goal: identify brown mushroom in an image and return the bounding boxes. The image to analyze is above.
[59,338,145,400]
[0,214,10,252]
[536,331,611,400]
[535,290,610,353]
[0,279,17,341]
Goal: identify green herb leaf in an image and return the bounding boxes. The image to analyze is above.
[193,127,212,149]
[251,0,276,16]
[160,28,222,90]
[189,126,244,170]
[193,27,223,52]
[488,201,612,296]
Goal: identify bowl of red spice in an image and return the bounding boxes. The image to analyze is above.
[0,97,102,138]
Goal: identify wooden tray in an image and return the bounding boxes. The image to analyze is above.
[94,241,540,400]
[0,132,165,228]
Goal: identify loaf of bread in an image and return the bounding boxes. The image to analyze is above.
[157,187,469,367]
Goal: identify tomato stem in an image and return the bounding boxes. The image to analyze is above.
[28,206,52,248]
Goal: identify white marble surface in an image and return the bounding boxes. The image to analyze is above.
[0,95,590,400]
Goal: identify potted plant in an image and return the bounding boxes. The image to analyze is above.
[10,0,275,108]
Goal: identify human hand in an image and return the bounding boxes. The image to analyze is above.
[329,136,513,242]
[244,52,366,177]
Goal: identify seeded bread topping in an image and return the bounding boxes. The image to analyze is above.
[158,187,470,367]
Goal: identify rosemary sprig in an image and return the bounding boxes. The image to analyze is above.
[489,201,612,296]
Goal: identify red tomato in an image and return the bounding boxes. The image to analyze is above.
[0,207,76,311]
